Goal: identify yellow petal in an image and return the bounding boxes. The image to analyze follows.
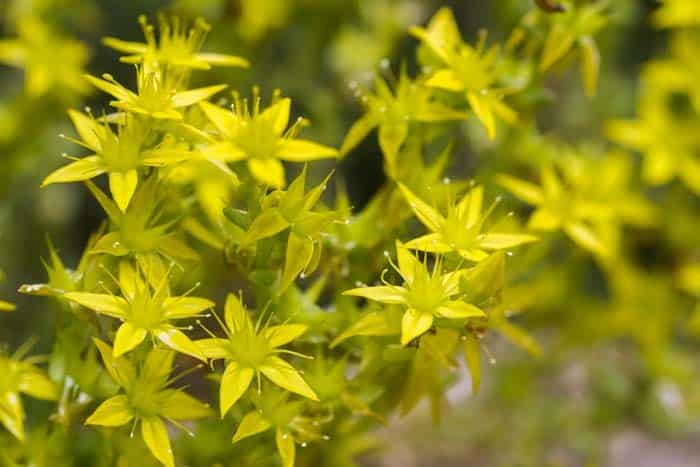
[264,324,308,348]
[141,417,174,467]
[199,101,238,136]
[401,309,434,346]
[85,395,133,426]
[41,156,105,186]
[155,327,206,361]
[479,233,538,250]
[435,301,485,319]
[397,183,444,232]
[276,428,296,467]
[276,139,339,162]
[109,170,138,212]
[495,174,544,206]
[171,84,227,108]
[259,356,319,401]
[232,410,272,443]
[248,158,286,188]
[467,92,496,140]
[68,109,103,150]
[195,52,249,68]
[342,286,406,304]
[220,362,254,417]
[113,322,148,357]
[280,232,314,293]
[162,297,215,319]
[63,292,129,318]
[261,97,291,136]
[425,69,465,91]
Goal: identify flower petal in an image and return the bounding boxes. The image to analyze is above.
[259,356,319,401]
[85,395,133,426]
[220,362,254,417]
[109,170,138,212]
[276,139,339,162]
[232,410,272,443]
[141,417,174,467]
[113,322,148,357]
[264,324,308,348]
[63,292,129,318]
[162,297,215,319]
[397,183,444,232]
[155,327,206,361]
[159,389,212,420]
[171,84,227,108]
[401,309,434,346]
[342,286,406,304]
[276,428,296,467]
[41,156,105,186]
[435,301,485,319]
[248,158,286,188]
[479,233,538,250]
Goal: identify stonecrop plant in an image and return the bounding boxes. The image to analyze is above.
[2,1,700,466]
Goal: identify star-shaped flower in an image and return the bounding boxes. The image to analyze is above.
[197,293,318,418]
[342,242,485,346]
[86,340,212,467]
[63,262,212,360]
[399,183,537,262]
[200,90,339,188]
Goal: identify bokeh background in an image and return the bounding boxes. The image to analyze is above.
[2,1,700,466]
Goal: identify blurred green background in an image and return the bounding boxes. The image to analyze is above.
[3,1,700,466]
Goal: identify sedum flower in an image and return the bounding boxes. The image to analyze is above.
[537,0,608,97]
[231,388,320,467]
[339,68,467,167]
[238,166,338,292]
[497,166,610,258]
[0,342,59,440]
[63,262,212,360]
[410,8,518,139]
[84,178,199,285]
[606,82,700,195]
[0,17,89,98]
[42,112,197,211]
[343,242,485,346]
[399,183,537,262]
[200,90,339,188]
[87,340,212,467]
[102,15,249,71]
[197,293,318,418]
[652,0,700,28]
[85,66,227,120]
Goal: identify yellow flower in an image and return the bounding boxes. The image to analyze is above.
[42,112,198,211]
[85,66,227,121]
[399,183,537,262]
[102,15,248,71]
[652,0,700,28]
[410,8,518,139]
[0,17,89,98]
[340,68,467,166]
[86,340,212,467]
[197,293,318,417]
[63,262,212,360]
[200,90,339,188]
[0,342,59,440]
[342,242,485,346]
